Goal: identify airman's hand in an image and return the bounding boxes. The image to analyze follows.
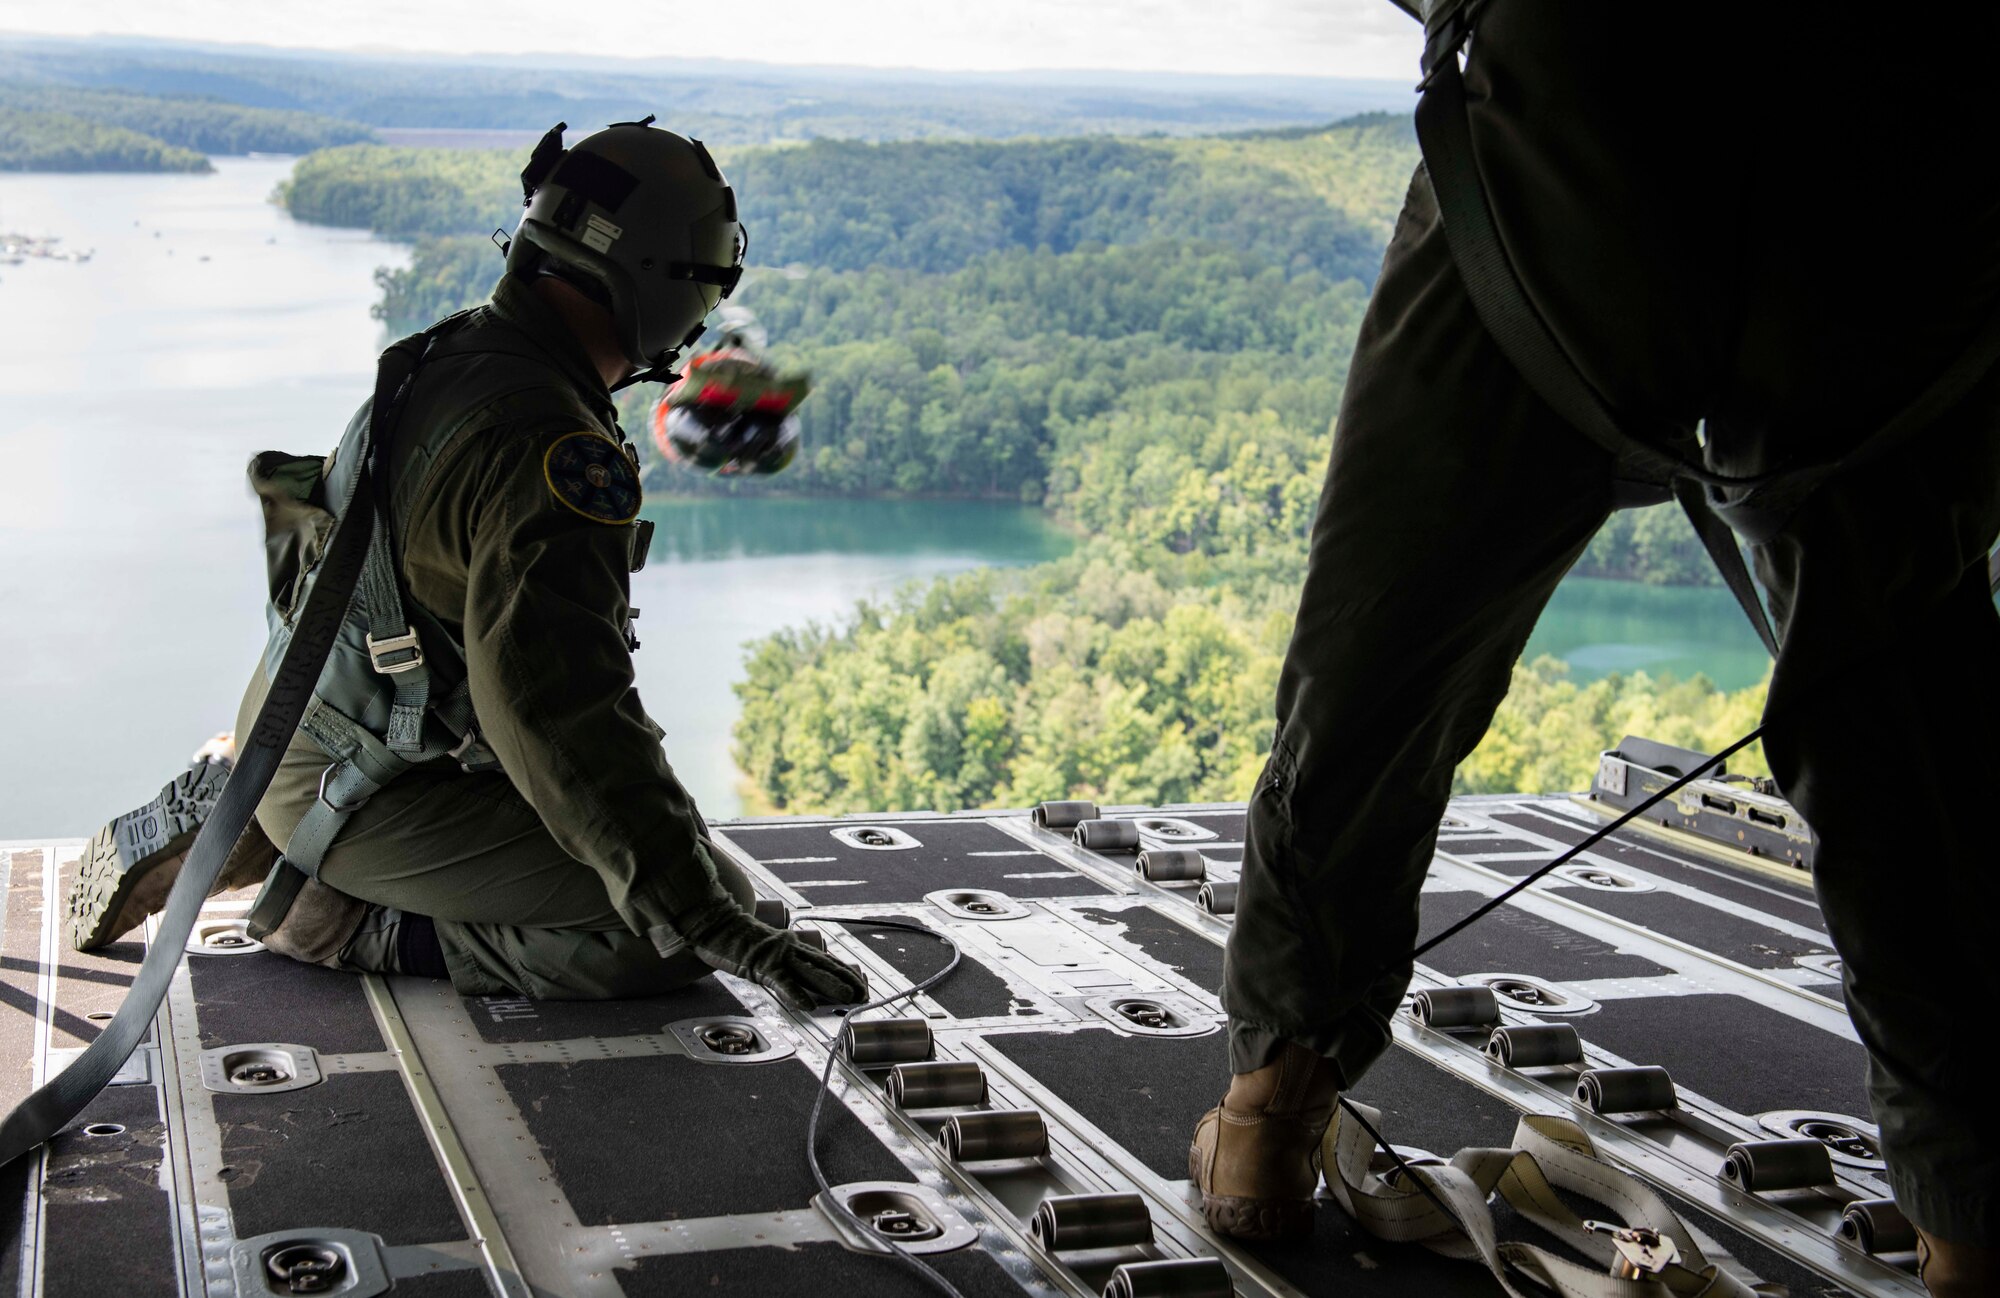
[671,903,867,1011]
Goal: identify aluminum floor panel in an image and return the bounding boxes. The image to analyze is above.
[2,793,1921,1297]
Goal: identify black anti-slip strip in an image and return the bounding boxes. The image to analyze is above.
[1418,891,1674,981]
[0,1155,26,1295]
[986,1025,1520,1181]
[1575,993,1868,1119]
[464,973,745,1044]
[620,1241,1037,1297]
[858,921,1029,1019]
[1072,905,1224,993]
[41,1087,176,1298]
[1433,833,1545,859]
[498,1054,910,1224]
[1556,891,1829,970]
[737,821,1110,903]
[189,951,384,1055]
[214,1070,463,1245]
[1489,811,1823,925]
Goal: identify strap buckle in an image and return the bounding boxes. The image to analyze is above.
[1583,1221,1681,1278]
[365,626,425,675]
[446,727,501,774]
[317,764,370,815]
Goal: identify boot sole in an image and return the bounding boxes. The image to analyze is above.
[1198,1192,1316,1242]
[66,760,230,952]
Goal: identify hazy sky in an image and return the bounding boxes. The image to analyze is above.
[1,0,1423,80]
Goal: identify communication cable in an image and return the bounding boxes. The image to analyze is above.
[804,917,968,1298]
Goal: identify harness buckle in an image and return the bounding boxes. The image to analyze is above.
[317,764,370,815]
[365,626,425,675]
[446,727,499,773]
[1583,1221,1681,1278]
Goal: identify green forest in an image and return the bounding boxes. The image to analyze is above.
[276,121,1770,813]
[0,81,372,170]
[0,107,211,172]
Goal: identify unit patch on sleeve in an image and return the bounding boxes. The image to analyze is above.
[543,431,642,524]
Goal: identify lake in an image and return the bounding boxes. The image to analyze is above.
[0,158,1766,837]
[0,158,1069,832]
[1528,577,1768,692]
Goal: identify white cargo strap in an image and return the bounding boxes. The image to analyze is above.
[1323,1105,1777,1298]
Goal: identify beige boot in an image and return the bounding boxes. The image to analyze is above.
[1918,1228,2000,1297]
[67,757,276,951]
[258,877,370,968]
[1188,1041,1341,1241]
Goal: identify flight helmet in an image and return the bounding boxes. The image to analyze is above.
[506,117,745,383]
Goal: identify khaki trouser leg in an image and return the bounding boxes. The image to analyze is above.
[269,764,753,999]
[1749,375,2000,1246]
[1219,161,1618,1083]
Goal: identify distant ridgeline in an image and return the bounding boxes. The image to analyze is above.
[0,82,371,171]
[0,39,1411,144]
[272,118,1766,813]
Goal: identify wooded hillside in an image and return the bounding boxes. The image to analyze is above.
[275,119,1767,812]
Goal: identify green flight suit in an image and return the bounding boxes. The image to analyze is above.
[1221,5,2000,1244]
[236,271,752,999]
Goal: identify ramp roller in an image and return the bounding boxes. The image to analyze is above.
[1576,1065,1677,1114]
[1034,800,1100,830]
[1076,819,1141,853]
[843,1018,934,1066]
[1838,1198,1918,1254]
[939,1109,1050,1161]
[1485,1023,1582,1068]
[1722,1138,1835,1192]
[1137,848,1205,882]
[886,1061,987,1109]
[1196,881,1236,915]
[1031,1193,1154,1251]
[1410,985,1499,1029]
[1101,1257,1233,1298]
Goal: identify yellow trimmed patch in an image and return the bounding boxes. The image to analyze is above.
[543,431,642,525]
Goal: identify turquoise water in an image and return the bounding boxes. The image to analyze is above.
[1527,575,1770,691]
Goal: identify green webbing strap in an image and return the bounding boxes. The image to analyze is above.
[359,526,432,754]
[1674,480,1779,657]
[0,329,436,1170]
[286,685,485,877]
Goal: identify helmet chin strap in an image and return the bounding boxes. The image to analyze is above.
[612,357,681,392]
[611,316,711,391]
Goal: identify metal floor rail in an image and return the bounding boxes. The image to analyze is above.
[1,794,1902,1297]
